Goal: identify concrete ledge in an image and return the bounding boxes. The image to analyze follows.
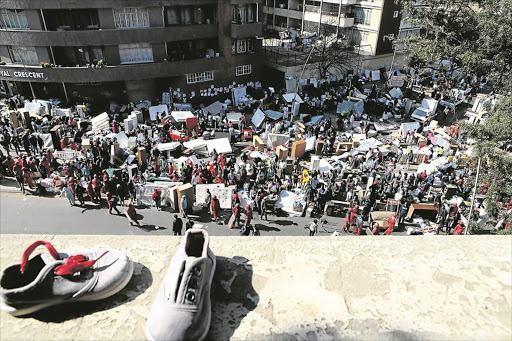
[1,235,511,340]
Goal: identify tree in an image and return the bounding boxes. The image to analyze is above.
[398,0,512,93]
[301,19,357,79]
[462,97,512,219]
[398,0,512,223]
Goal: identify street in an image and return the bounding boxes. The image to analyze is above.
[0,191,410,236]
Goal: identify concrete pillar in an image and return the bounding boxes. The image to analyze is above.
[125,79,156,103]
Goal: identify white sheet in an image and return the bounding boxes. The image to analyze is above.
[149,105,169,121]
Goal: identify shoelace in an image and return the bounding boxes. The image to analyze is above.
[20,240,108,276]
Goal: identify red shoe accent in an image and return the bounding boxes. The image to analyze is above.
[54,251,109,276]
[20,240,109,276]
[20,240,61,274]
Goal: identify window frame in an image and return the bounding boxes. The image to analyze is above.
[186,71,214,84]
[113,7,150,28]
[236,65,252,76]
[0,9,29,30]
[8,46,39,65]
[118,43,154,64]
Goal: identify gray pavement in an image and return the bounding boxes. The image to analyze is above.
[0,191,409,237]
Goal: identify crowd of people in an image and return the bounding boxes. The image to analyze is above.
[0,69,501,236]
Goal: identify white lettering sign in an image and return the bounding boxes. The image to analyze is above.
[0,70,45,79]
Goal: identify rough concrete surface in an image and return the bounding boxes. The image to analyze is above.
[0,235,511,341]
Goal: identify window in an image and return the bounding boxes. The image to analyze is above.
[353,31,370,47]
[237,40,247,54]
[399,28,420,40]
[232,39,253,55]
[113,8,149,28]
[0,9,28,29]
[77,46,103,64]
[118,43,153,64]
[232,4,257,24]
[247,5,256,23]
[236,65,252,76]
[8,46,38,65]
[186,71,214,84]
[194,7,204,24]
[166,7,180,25]
[354,8,372,25]
[181,7,192,25]
[393,11,399,18]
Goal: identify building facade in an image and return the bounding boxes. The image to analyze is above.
[263,0,418,74]
[0,0,264,103]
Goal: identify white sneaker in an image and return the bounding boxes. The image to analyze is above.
[146,229,216,341]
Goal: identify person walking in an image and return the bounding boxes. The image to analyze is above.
[180,194,188,218]
[210,195,220,220]
[152,189,162,210]
[106,192,121,215]
[172,214,183,236]
[125,203,141,227]
[308,219,318,236]
[60,184,75,207]
[231,203,241,228]
[75,183,85,206]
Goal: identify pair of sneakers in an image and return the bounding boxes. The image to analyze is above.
[0,229,216,341]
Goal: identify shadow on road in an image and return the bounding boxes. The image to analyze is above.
[272,220,298,226]
[255,223,280,232]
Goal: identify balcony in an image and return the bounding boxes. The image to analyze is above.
[270,7,303,20]
[0,57,228,83]
[0,25,219,47]
[303,11,354,28]
[231,22,263,39]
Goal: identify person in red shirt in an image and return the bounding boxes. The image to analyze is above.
[453,221,465,235]
[152,189,162,210]
[349,205,359,230]
[106,191,121,215]
[372,222,380,235]
[244,204,252,227]
[125,203,141,226]
[232,193,240,208]
[92,175,102,203]
[231,203,241,228]
[343,210,351,232]
[384,213,397,235]
[86,181,95,203]
[22,166,34,189]
[2,156,15,176]
[211,195,220,220]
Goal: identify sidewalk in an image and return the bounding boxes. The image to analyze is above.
[0,177,23,194]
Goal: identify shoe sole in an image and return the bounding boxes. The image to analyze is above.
[1,256,134,317]
[146,253,216,341]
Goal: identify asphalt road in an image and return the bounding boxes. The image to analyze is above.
[0,191,411,237]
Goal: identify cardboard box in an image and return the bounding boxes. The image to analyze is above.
[291,140,306,159]
[407,204,437,220]
[177,183,194,214]
[315,140,324,155]
[8,111,19,129]
[276,146,288,160]
[82,138,91,151]
[253,135,264,152]
[21,110,31,130]
[138,147,147,165]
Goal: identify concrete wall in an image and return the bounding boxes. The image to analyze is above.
[0,25,220,46]
[0,234,510,340]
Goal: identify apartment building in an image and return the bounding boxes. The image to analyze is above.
[0,0,263,102]
[263,0,414,75]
